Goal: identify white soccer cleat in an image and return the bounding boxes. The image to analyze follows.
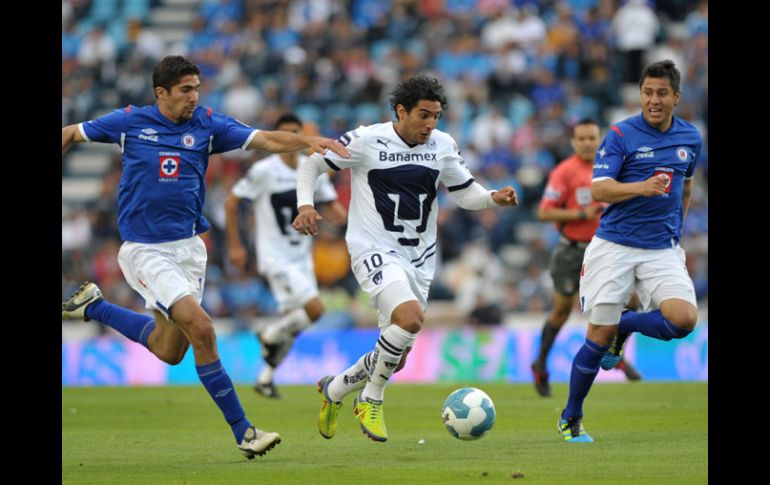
[237,426,281,459]
[62,282,103,321]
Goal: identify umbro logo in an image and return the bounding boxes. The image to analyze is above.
[638,146,653,152]
[139,127,159,142]
[376,138,390,148]
[215,388,233,398]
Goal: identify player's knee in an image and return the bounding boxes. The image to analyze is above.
[586,324,617,347]
[666,308,698,332]
[155,344,188,365]
[394,311,423,334]
[161,351,185,366]
[188,319,217,350]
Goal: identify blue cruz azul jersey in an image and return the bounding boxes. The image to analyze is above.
[593,113,702,249]
[80,104,257,243]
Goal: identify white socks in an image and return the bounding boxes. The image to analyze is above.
[258,365,275,384]
[262,308,312,344]
[326,352,371,402]
[361,325,417,401]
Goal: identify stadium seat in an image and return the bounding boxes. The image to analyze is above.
[294,104,323,126]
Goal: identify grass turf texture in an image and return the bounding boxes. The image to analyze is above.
[63,382,707,484]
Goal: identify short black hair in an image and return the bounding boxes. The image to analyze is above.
[571,117,599,137]
[152,56,200,96]
[640,59,681,93]
[274,113,303,129]
[388,75,448,118]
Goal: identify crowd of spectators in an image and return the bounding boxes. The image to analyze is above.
[62,0,708,329]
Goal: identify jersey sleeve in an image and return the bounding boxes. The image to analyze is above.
[80,108,128,144]
[685,138,702,179]
[210,112,259,154]
[593,127,625,181]
[231,162,268,200]
[314,172,338,204]
[539,164,568,210]
[438,139,475,191]
[322,126,365,171]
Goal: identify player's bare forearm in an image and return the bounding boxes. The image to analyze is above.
[538,205,602,222]
[62,124,85,153]
[592,175,667,203]
[681,178,694,223]
[249,131,350,158]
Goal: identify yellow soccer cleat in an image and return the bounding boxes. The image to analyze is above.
[317,375,343,439]
[353,392,387,442]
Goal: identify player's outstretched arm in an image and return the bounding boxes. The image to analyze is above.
[62,124,87,153]
[248,131,350,158]
[450,181,519,210]
[591,175,669,203]
[538,204,603,222]
[292,153,331,236]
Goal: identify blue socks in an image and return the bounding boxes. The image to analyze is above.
[85,299,156,349]
[197,360,251,443]
[619,310,692,341]
[564,339,609,419]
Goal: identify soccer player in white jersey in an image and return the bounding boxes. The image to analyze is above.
[61,56,349,459]
[225,113,346,399]
[292,75,519,442]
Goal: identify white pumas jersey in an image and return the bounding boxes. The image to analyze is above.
[232,154,337,273]
[323,122,474,277]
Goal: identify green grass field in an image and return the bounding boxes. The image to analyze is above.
[62,382,707,484]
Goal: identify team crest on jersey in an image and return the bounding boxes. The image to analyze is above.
[373,271,383,285]
[181,133,196,148]
[159,153,180,180]
[653,167,673,194]
[428,138,437,150]
[676,147,689,161]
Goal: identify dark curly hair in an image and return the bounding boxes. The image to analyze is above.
[388,75,448,118]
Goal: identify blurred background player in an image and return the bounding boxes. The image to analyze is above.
[292,75,519,442]
[532,118,641,398]
[559,60,700,442]
[61,55,349,458]
[225,112,346,399]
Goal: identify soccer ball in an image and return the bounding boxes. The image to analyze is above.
[441,387,496,440]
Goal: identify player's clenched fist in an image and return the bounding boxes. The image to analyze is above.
[492,186,519,206]
[292,204,323,236]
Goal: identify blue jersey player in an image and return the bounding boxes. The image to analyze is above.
[559,60,701,442]
[61,56,349,459]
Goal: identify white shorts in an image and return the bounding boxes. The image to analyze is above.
[352,251,431,328]
[118,236,207,319]
[579,237,697,324]
[263,257,319,314]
